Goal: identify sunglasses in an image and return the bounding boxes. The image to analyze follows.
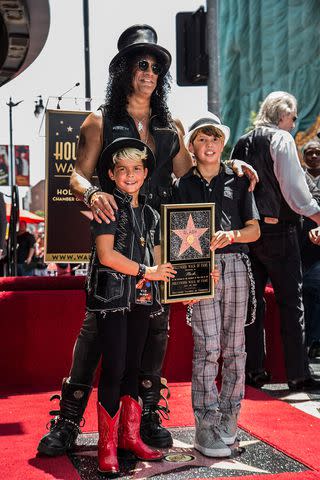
[137,59,162,75]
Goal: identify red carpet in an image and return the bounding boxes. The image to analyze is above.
[239,387,320,471]
[1,383,320,479]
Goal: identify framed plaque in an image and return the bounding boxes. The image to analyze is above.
[161,203,215,303]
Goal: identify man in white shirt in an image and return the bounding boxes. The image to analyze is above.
[232,91,320,392]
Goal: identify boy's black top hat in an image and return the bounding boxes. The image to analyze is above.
[98,137,155,191]
[109,24,171,74]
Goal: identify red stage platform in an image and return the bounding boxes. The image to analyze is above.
[0,276,285,391]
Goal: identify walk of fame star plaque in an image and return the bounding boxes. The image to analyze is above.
[161,203,215,303]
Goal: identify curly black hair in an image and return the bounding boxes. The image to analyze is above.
[104,53,172,126]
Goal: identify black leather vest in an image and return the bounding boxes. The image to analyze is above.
[232,127,300,223]
[96,108,180,212]
[86,189,162,314]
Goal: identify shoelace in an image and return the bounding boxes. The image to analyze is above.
[154,403,170,422]
[160,379,171,400]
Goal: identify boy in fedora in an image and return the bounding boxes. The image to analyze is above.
[173,115,260,457]
[87,137,176,473]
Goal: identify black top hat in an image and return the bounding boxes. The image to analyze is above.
[98,137,155,192]
[109,24,171,74]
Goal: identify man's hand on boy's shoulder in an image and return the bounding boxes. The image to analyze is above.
[89,191,117,225]
[225,159,259,192]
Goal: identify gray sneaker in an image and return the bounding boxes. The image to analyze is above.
[194,424,231,457]
[217,413,238,445]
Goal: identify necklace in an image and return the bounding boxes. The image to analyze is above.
[131,206,145,247]
[130,109,153,146]
[133,117,150,145]
[136,119,145,132]
[131,112,149,132]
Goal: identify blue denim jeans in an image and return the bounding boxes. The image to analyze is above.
[303,260,320,346]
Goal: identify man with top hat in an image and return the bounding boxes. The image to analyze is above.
[38,24,258,457]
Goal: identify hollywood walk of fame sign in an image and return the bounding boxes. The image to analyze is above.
[161,203,215,303]
[45,109,92,262]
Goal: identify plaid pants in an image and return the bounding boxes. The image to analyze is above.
[191,253,249,423]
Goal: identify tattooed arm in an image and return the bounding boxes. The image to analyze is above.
[70,111,117,223]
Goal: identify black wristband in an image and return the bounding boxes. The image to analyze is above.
[137,263,146,279]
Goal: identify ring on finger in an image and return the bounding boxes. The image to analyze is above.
[95,208,100,214]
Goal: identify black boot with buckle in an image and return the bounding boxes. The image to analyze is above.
[37,377,92,456]
[139,374,173,448]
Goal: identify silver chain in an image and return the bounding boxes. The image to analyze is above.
[130,113,150,144]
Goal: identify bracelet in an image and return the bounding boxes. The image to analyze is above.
[83,186,101,208]
[137,263,146,279]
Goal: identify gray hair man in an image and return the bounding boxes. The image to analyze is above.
[232,91,320,392]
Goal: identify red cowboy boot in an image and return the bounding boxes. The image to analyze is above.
[118,395,164,460]
[97,402,120,474]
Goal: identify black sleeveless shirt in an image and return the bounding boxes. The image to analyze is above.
[96,108,180,212]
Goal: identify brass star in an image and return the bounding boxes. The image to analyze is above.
[172,214,208,256]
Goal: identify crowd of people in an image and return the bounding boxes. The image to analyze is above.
[2,23,319,472]
[0,221,77,277]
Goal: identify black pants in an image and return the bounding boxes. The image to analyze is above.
[69,305,170,387]
[97,306,151,416]
[245,223,309,382]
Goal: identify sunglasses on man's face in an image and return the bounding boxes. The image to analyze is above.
[137,59,162,75]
